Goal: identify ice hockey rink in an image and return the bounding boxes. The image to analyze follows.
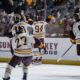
[0,63,80,80]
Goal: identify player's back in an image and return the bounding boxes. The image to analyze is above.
[32,21,47,38]
[12,33,35,57]
[12,21,31,36]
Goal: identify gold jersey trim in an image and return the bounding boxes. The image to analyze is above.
[14,49,32,53]
[33,33,46,37]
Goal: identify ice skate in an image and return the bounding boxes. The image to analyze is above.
[23,73,27,80]
[3,77,10,80]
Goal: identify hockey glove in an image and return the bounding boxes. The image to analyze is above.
[70,39,76,44]
[39,47,46,55]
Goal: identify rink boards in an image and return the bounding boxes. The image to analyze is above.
[0,36,80,65]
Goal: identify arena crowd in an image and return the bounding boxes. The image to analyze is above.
[0,0,80,37]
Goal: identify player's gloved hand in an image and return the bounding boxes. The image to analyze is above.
[39,47,46,55]
[70,39,76,44]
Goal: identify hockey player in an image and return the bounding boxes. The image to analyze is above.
[70,7,80,56]
[31,17,47,64]
[3,24,45,80]
[12,14,32,36]
[10,14,32,56]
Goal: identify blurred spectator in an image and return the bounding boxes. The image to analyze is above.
[0,0,14,13]
[53,0,66,6]
[14,0,27,14]
[46,10,64,37]
[62,13,75,37]
[75,0,80,5]
[0,10,7,35]
[35,0,45,20]
[4,13,14,36]
[32,0,37,6]
[47,13,56,24]
[67,0,75,12]
[25,0,32,6]
[53,0,67,18]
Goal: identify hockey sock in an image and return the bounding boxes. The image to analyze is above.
[4,64,13,79]
[23,66,28,80]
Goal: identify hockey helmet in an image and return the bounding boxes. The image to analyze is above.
[28,18,33,25]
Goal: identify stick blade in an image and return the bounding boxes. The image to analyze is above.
[57,57,61,62]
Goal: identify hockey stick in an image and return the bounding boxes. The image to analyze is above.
[57,44,73,62]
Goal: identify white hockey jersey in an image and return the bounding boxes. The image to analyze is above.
[73,21,80,44]
[12,21,31,36]
[73,22,80,39]
[12,33,35,57]
[31,21,47,38]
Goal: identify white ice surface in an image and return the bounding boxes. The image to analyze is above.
[0,63,80,80]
